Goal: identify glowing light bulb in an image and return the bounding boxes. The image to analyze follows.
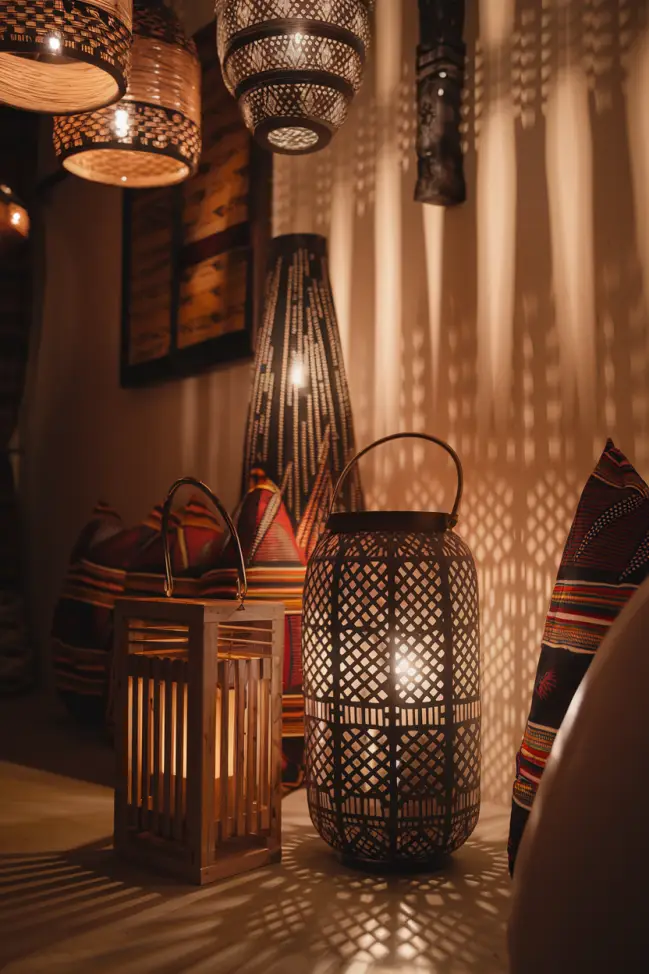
[47,34,61,53]
[114,108,129,139]
[10,211,20,226]
[290,357,306,389]
[439,71,447,79]
[293,31,303,43]
[438,88,444,96]
[121,176,127,182]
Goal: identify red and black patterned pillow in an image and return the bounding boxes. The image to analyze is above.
[508,440,649,874]
[52,496,224,725]
[201,473,307,789]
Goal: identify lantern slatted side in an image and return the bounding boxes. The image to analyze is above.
[114,598,283,884]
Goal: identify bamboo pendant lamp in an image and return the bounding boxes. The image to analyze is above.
[52,0,201,188]
[0,184,29,246]
[0,0,132,114]
[216,0,373,155]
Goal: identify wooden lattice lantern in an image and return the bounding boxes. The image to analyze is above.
[303,433,481,867]
[113,478,284,885]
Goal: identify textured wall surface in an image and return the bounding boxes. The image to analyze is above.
[274,0,649,804]
[23,0,649,806]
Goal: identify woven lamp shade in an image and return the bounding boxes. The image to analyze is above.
[52,0,201,188]
[0,0,132,114]
[303,433,481,867]
[216,0,372,155]
[0,184,29,247]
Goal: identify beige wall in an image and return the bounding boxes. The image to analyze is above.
[22,0,649,805]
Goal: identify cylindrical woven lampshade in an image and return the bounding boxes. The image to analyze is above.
[0,0,132,114]
[52,0,201,188]
[303,433,481,868]
[216,0,372,155]
[0,185,29,247]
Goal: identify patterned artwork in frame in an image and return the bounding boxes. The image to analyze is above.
[120,21,272,388]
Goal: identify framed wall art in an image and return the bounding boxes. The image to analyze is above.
[120,21,272,388]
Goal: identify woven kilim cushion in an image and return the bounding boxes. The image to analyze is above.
[124,494,225,598]
[52,503,162,724]
[508,439,649,875]
[201,474,307,789]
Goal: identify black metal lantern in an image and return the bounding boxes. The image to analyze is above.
[215,0,373,155]
[303,433,481,867]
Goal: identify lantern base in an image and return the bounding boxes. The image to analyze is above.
[339,851,451,875]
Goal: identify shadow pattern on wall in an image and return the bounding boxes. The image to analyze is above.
[273,0,649,806]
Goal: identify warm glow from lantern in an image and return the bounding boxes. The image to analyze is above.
[114,107,129,139]
[10,210,20,226]
[47,34,62,53]
[290,356,307,389]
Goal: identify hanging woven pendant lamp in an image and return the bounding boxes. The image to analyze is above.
[0,185,29,247]
[0,0,132,114]
[216,0,373,155]
[52,0,201,188]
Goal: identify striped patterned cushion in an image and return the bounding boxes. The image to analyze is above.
[53,497,225,725]
[51,504,159,724]
[201,475,307,789]
[124,495,224,598]
[508,440,649,874]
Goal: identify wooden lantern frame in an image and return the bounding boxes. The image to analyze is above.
[113,478,284,885]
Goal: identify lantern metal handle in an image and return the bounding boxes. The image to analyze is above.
[161,477,247,604]
[330,432,464,527]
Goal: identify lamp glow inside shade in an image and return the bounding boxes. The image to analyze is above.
[216,0,373,155]
[53,0,201,188]
[0,184,29,248]
[0,0,132,114]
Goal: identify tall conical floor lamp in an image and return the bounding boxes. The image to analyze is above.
[240,233,364,788]
[242,233,363,554]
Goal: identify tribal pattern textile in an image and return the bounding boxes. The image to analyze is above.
[52,496,223,725]
[508,440,649,875]
[202,474,307,789]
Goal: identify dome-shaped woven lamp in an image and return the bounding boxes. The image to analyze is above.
[0,0,132,114]
[0,185,29,246]
[216,0,373,155]
[52,0,201,188]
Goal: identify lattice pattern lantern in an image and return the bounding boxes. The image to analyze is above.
[0,0,132,114]
[216,0,373,155]
[53,0,201,187]
[303,434,481,867]
[113,478,284,885]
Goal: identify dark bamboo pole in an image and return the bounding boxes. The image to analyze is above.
[415,0,467,207]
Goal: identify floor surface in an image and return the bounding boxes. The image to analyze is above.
[0,694,511,973]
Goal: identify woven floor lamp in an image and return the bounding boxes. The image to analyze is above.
[0,0,132,114]
[53,0,201,188]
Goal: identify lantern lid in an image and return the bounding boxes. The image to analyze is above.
[327,511,455,534]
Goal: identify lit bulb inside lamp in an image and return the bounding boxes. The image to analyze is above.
[290,357,307,389]
[46,34,61,53]
[10,210,21,226]
[114,108,129,139]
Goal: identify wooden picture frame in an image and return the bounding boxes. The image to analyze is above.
[120,21,272,388]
